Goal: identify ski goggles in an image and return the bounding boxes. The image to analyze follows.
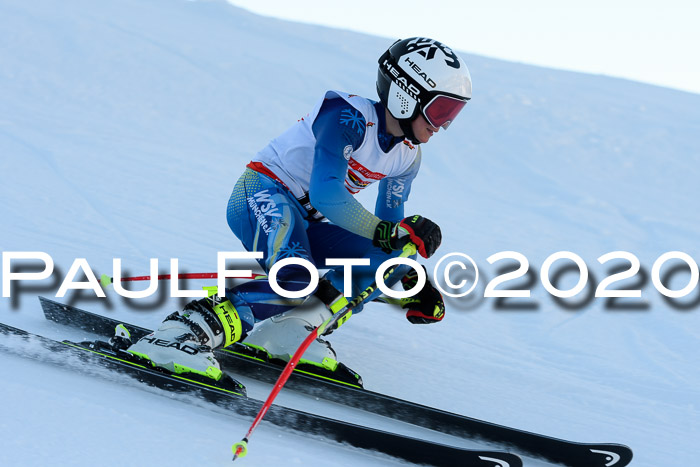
[422,94,468,129]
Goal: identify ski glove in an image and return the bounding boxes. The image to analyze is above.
[400,266,445,324]
[372,215,442,259]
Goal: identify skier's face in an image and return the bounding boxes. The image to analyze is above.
[411,114,439,144]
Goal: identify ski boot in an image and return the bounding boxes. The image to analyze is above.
[125,294,247,391]
[234,279,363,388]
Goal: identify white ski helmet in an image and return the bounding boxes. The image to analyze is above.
[377,37,472,142]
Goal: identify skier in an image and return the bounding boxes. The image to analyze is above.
[127,37,472,382]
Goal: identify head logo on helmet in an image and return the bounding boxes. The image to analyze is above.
[380,58,422,99]
[376,37,472,143]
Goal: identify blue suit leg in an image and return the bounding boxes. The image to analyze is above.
[307,223,414,311]
[225,169,317,329]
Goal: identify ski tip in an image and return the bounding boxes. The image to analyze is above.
[478,453,523,467]
[231,438,248,461]
[588,443,634,466]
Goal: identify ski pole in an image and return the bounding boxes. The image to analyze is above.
[99,272,265,288]
[231,242,417,461]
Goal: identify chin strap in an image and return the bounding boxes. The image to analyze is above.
[399,118,421,145]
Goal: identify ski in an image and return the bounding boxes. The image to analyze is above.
[39,296,633,466]
[0,320,521,467]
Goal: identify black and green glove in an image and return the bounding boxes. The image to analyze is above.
[400,266,445,324]
[372,215,442,259]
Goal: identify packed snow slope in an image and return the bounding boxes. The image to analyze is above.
[1,0,699,465]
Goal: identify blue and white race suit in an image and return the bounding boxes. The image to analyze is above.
[225,91,421,332]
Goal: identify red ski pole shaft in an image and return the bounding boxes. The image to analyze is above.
[119,272,220,282]
[232,327,322,459]
[231,243,417,461]
[100,272,265,287]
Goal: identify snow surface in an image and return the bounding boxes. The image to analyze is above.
[1,0,699,465]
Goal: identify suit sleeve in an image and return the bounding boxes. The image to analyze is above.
[309,99,382,239]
